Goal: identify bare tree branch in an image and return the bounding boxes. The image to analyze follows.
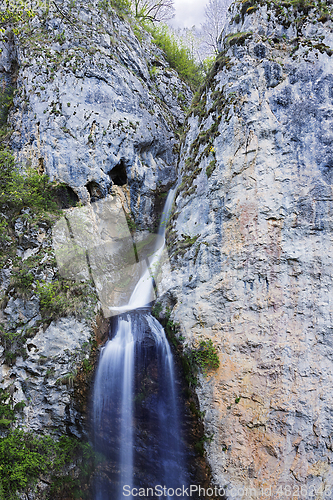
[133,0,175,23]
[200,0,232,56]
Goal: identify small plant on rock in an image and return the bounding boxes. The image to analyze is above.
[193,339,220,374]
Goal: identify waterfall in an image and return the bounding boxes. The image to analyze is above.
[93,317,135,499]
[92,190,188,499]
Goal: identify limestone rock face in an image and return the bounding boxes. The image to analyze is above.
[168,2,333,496]
[10,0,191,226]
[3,317,92,436]
[0,210,98,437]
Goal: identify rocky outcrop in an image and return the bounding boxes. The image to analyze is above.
[168,1,333,496]
[6,0,333,496]
[10,0,191,226]
[0,209,99,437]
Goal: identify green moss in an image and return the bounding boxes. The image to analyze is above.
[208,52,232,83]
[177,83,239,203]
[191,88,207,118]
[125,212,137,233]
[206,159,217,178]
[313,42,333,56]
[55,31,66,45]
[194,433,214,457]
[171,233,200,259]
[234,0,333,31]
[225,31,253,47]
[152,306,219,383]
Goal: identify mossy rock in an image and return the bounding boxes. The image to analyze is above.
[225,31,253,47]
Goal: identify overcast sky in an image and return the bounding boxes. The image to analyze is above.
[170,0,207,29]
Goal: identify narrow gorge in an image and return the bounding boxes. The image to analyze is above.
[0,0,333,498]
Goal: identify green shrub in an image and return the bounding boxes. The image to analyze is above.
[0,430,97,499]
[193,339,220,373]
[0,326,27,366]
[82,358,93,373]
[0,5,35,37]
[0,86,14,128]
[11,268,34,295]
[148,24,202,89]
[0,146,77,220]
[0,216,11,247]
[0,150,61,214]
[151,301,162,318]
[57,371,77,387]
[13,401,25,411]
[36,278,97,322]
[0,148,15,188]
[0,388,16,424]
[98,0,131,16]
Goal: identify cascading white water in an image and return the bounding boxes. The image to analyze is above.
[94,317,134,499]
[108,189,175,314]
[92,189,188,499]
[145,314,185,487]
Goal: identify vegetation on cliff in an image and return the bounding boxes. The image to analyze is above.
[0,0,218,496]
[148,24,204,88]
[0,8,102,495]
[0,431,97,499]
[232,0,333,29]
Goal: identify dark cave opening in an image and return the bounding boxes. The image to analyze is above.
[109,160,128,186]
[86,181,104,202]
[56,185,80,208]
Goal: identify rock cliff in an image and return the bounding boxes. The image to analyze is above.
[9,0,190,224]
[2,0,333,497]
[168,0,333,497]
[0,0,190,445]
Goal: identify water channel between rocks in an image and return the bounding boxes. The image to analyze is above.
[91,191,191,500]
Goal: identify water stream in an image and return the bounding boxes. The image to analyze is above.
[92,191,189,499]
